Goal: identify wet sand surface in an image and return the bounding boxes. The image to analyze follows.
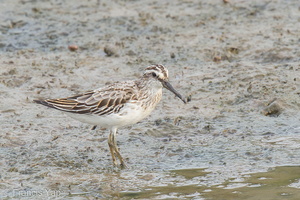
[1,0,300,199]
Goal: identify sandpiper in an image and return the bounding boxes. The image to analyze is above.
[34,64,186,168]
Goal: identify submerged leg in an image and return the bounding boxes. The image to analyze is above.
[108,130,118,167]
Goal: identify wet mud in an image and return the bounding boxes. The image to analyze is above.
[0,0,300,199]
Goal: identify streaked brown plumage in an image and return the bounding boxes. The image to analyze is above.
[34,64,186,168]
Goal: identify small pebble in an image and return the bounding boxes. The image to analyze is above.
[213,56,222,62]
[262,101,282,117]
[104,45,118,57]
[187,95,192,102]
[68,45,78,52]
[170,52,176,59]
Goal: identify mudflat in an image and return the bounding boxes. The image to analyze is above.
[1,0,299,199]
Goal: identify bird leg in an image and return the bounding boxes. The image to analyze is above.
[108,131,118,167]
[108,128,127,168]
[111,131,127,169]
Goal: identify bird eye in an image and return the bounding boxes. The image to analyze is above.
[152,72,157,77]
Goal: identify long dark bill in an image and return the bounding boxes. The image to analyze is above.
[162,80,186,104]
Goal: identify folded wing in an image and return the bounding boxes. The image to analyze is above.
[34,81,138,116]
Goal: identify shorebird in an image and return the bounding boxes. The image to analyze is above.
[34,64,186,168]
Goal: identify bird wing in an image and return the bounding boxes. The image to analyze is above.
[34,81,139,116]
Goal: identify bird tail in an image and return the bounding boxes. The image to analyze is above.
[33,99,56,109]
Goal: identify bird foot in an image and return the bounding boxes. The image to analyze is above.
[119,161,128,169]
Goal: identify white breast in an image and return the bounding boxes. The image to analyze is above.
[65,89,162,129]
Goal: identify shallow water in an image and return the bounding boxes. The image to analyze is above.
[3,166,300,199]
[121,166,300,200]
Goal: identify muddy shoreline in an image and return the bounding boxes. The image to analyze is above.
[1,0,300,199]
